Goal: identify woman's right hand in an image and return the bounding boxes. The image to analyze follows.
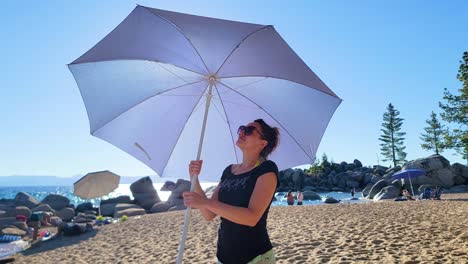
[189,160,203,177]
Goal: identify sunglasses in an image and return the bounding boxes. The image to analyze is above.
[238,125,262,137]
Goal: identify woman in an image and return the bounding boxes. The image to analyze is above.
[296,190,304,206]
[286,191,295,206]
[183,119,279,264]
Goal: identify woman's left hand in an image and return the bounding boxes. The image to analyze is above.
[183,191,209,209]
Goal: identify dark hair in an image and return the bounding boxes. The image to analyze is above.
[254,119,280,159]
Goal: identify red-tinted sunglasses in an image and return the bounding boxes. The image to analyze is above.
[237,125,262,137]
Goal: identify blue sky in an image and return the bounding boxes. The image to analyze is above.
[1,0,467,177]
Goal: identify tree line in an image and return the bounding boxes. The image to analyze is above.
[379,52,467,166]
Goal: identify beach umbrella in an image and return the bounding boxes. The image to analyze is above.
[392,169,426,196]
[73,170,120,199]
[68,6,341,263]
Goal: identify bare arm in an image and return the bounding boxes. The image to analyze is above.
[185,172,277,227]
[192,179,220,221]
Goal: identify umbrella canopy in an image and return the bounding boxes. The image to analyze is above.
[392,169,426,180]
[68,5,342,182]
[392,169,426,197]
[69,6,341,263]
[74,170,120,199]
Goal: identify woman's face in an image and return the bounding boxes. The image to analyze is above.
[236,122,267,154]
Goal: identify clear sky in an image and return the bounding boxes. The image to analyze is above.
[1,0,467,177]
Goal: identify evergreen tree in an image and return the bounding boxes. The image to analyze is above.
[379,103,407,166]
[439,52,468,163]
[420,112,447,155]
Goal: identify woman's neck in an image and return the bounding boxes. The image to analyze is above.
[240,152,262,169]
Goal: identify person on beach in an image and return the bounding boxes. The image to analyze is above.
[402,189,414,200]
[27,211,52,240]
[351,187,355,198]
[183,119,279,264]
[286,191,295,206]
[296,190,304,206]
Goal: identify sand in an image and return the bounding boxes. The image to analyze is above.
[11,193,468,263]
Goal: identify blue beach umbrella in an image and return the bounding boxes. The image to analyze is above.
[392,169,426,196]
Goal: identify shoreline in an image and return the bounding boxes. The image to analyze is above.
[10,193,468,263]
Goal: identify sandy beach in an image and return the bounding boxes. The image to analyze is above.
[10,193,467,263]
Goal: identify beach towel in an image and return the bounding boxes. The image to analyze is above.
[0,235,21,243]
[0,240,30,259]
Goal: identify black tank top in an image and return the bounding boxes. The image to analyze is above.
[216,160,279,264]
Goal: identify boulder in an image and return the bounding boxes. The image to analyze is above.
[100,195,132,205]
[130,177,161,210]
[40,194,70,211]
[302,191,321,201]
[56,208,75,222]
[76,202,94,213]
[1,227,26,236]
[324,197,340,204]
[5,206,31,219]
[160,181,176,191]
[100,203,117,217]
[32,204,55,214]
[353,159,363,168]
[346,180,360,188]
[205,185,217,199]
[0,217,16,228]
[368,180,389,199]
[167,179,191,207]
[361,183,374,198]
[14,192,39,209]
[11,221,28,232]
[292,170,305,190]
[114,208,146,218]
[115,203,143,212]
[391,180,402,189]
[373,186,400,201]
[446,185,468,193]
[171,179,191,194]
[451,163,468,179]
[373,165,388,176]
[401,155,457,188]
[84,210,97,216]
[0,204,14,212]
[149,202,172,213]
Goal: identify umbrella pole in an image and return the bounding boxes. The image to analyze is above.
[408,173,415,197]
[176,81,214,264]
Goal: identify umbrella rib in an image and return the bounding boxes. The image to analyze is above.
[218,81,314,161]
[213,84,239,164]
[141,6,210,73]
[216,77,269,95]
[160,84,210,177]
[212,97,260,110]
[220,75,340,99]
[210,97,228,123]
[91,80,204,135]
[215,25,272,75]
[156,62,193,84]
[69,59,206,77]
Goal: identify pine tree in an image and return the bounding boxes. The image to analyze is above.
[379,103,407,167]
[420,112,447,155]
[439,52,468,163]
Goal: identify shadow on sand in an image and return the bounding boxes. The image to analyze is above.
[19,229,99,257]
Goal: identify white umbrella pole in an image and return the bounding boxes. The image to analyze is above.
[408,173,415,197]
[176,81,214,264]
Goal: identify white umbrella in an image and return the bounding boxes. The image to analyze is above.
[69,6,341,263]
[73,170,120,199]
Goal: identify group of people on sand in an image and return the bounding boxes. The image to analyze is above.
[286,190,304,206]
[399,186,443,201]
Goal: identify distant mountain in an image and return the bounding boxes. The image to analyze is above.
[0,174,176,186]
